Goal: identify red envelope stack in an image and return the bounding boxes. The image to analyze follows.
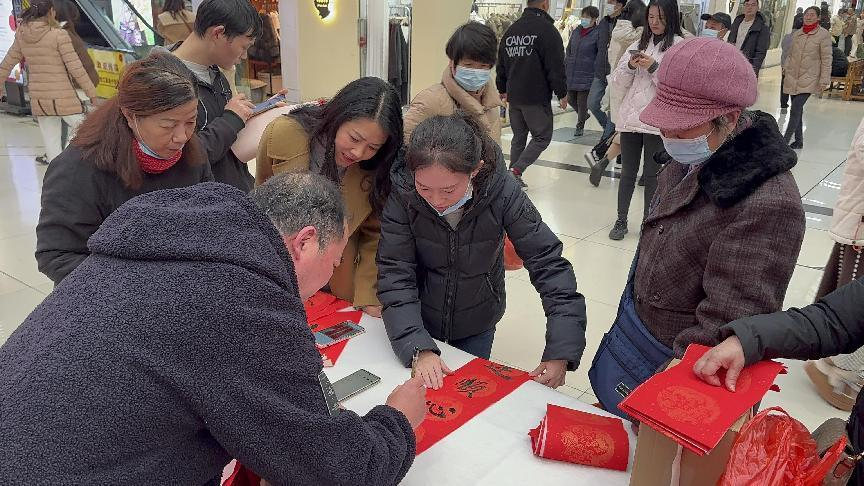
[529,404,630,471]
[619,344,785,456]
[304,292,358,367]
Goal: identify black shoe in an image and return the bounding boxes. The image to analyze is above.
[573,127,584,137]
[780,107,788,115]
[35,154,48,165]
[790,140,803,149]
[637,175,645,187]
[609,219,628,240]
[589,158,609,187]
[510,169,528,189]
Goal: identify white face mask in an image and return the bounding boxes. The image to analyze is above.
[605,4,617,15]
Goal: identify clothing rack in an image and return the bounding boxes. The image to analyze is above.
[474,2,523,15]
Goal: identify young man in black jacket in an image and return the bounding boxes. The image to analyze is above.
[728,0,771,76]
[496,0,568,188]
[169,0,260,192]
[0,173,425,485]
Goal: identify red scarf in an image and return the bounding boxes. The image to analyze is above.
[133,139,182,174]
[580,25,595,37]
[802,22,819,34]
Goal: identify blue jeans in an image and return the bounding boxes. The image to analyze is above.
[449,328,496,359]
[588,77,614,139]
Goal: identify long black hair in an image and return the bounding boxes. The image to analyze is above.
[407,112,496,191]
[638,0,682,52]
[290,77,403,214]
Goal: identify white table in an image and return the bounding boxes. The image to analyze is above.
[326,313,635,486]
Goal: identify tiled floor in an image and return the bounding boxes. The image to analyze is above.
[0,66,858,430]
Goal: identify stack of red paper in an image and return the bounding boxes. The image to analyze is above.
[529,404,630,471]
[304,292,358,367]
[619,344,785,455]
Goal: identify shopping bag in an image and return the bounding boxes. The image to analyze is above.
[718,407,846,486]
[503,236,523,271]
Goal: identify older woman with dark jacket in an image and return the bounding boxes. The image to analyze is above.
[566,6,602,137]
[377,114,587,391]
[694,277,864,484]
[589,37,805,418]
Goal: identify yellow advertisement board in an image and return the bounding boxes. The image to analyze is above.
[87,48,126,98]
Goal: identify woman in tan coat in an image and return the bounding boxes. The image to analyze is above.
[782,6,832,149]
[403,22,502,144]
[256,77,403,317]
[156,0,194,45]
[0,0,96,164]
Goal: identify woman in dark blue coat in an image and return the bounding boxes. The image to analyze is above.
[566,6,602,137]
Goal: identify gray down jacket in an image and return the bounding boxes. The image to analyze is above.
[376,145,587,369]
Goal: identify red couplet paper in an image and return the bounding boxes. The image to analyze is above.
[304,291,353,322]
[619,344,785,455]
[414,358,532,455]
[529,404,630,471]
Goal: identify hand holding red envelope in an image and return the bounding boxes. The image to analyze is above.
[529,404,630,471]
[619,344,786,456]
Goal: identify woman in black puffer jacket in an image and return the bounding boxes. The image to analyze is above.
[376,113,587,391]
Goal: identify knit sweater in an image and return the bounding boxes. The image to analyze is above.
[0,182,415,485]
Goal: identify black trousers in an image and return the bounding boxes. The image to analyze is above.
[783,93,811,143]
[618,132,663,220]
[509,103,554,174]
[846,35,855,56]
[567,90,590,127]
[780,75,789,108]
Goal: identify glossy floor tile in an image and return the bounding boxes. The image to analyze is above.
[0,65,861,433]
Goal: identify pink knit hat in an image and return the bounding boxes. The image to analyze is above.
[639,37,757,133]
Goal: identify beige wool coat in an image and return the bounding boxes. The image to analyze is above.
[0,20,97,116]
[783,26,832,96]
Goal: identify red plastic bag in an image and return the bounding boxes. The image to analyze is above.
[504,236,523,271]
[719,407,846,486]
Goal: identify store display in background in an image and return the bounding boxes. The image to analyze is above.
[472,1,521,42]
[111,0,155,46]
[87,48,126,98]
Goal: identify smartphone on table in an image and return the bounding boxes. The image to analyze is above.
[332,369,381,402]
[314,321,365,349]
[252,94,287,117]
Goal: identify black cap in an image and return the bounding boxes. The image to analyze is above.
[701,12,733,30]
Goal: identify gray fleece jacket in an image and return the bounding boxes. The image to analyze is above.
[0,182,414,485]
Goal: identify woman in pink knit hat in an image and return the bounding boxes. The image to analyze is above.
[589,37,806,419]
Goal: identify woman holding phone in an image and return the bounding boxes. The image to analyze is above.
[607,0,684,240]
[256,77,403,317]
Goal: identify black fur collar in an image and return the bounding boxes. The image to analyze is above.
[655,111,797,208]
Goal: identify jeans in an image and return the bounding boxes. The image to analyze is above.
[618,132,663,220]
[587,77,612,137]
[780,74,789,108]
[567,90,590,127]
[784,93,811,143]
[509,103,554,174]
[449,327,496,359]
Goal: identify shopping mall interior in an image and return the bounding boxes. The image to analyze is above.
[0,0,863,482]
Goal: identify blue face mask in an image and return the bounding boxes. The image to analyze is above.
[134,115,176,160]
[454,66,491,92]
[701,28,720,38]
[605,4,617,15]
[581,18,592,28]
[434,183,473,217]
[661,130,714,166]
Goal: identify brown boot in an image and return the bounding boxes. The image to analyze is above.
[804,358,862,412]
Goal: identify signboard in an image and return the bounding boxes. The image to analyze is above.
[110,0,155,46]
[87,48,126,98]
[0,0,15,62]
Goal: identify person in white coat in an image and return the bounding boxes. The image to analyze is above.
[606,0,684,240]
[804,117,864,412]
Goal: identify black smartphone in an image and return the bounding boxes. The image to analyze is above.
[332,369,381,402]
[252,94,287,117]
[628,49,642,57]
